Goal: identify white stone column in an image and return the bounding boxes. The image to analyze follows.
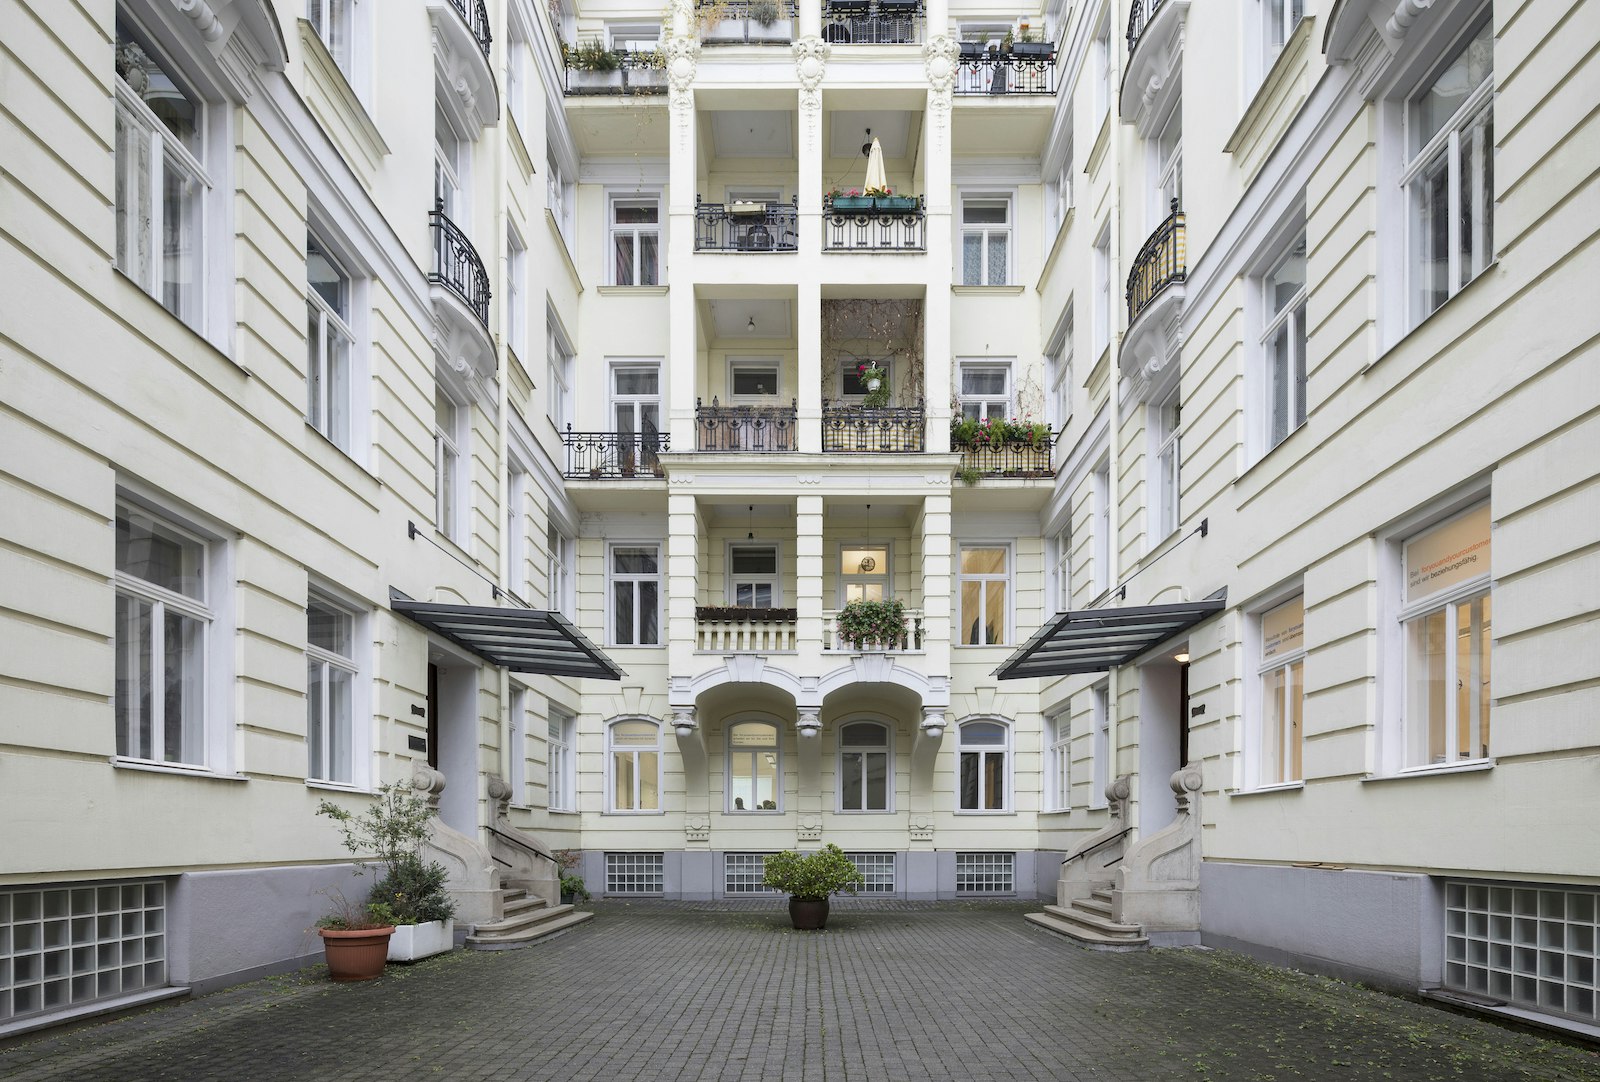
[665,19,701,453]
[795,494,825,653]
[795,708,823,844]
[797,0,821,40]
[667,491,701,678]
[919,492,952,671]
[922,35,957,451]
[797,279,822,452]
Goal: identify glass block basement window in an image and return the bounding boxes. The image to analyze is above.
[848,852,896,894]
[604,853,664,895]
[1,880,167,1022]
[724,853,776,894]
[955,852,1014,894]
[1445,881,1599,1023]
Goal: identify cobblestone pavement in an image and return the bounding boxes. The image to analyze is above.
[2,901,1596,1082]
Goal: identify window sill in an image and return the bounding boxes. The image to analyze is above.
[722,810,785,816]
[606,643,667,650]
[834,808,896,815]
[543,209,583,294]
[952,285,1025,295]
[602,809,667,816]
[1038,808,1073,816]
[1223,16,1316,155]
[306,779,372,795]
[111,758,247,782]
[1361,759,1495,783]
[548,808,580,816]
[1365,261,1499,375]
[954,810,1017,816]
[1230,781,1305,798]
[596,285,668,296]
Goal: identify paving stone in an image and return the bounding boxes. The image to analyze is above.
[0,902,1596,1081]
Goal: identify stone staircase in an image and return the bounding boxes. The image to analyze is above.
[1026,884,1149,951]
[465,887,593,949]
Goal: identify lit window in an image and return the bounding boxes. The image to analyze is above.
[1259,232,1308,454]
[960,197,1011,285]
[1045,714,1071,811]
[957,720,1011,812]
[434,385,466,541]
[611,198,660,286]
[956,361,1013,421]
[306,230,355,451]
[548,706,575,811]
[727,720,781,812]
[1254,596,1305,787]
[838,721,891,813]
[729,544,779,607]
[607,718,660,812]
[958,545,1010,646]
[839,545,890,604]
[306,593,361,785]
[610,544,661,646]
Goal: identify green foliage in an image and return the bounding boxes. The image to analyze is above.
[761,844,864,901]
[949,415,1051,448]
[749,0,780,25]
[315,890,397,931]
[317,782,453,927]
[957,466,982,486]
[367,853,456,925]
[836,598,907,649]
[560,873,591,902]
[567,38,620,70]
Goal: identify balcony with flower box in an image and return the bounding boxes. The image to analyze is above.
[698,0,796,44]
[696,198,799,252]
[823,601,926,653]
[954,40,1058,96]
[563,43,666,95]
[950,417,1056,479]
[821,0,924,44]
[822,192,926,252]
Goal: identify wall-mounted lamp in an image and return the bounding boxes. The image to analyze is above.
[796,712,821,739]
[1173,652,1190,664]
[746,316,756,333]
[861,127,873,157]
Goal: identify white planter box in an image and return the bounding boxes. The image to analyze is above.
[567,69,621,91]
[386,919,454,962]
[702,18,749,42]
[747,18,793,42]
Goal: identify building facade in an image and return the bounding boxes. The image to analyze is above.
[1,0,1597,1039]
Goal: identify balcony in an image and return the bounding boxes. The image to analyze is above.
[564,49,667,96]
[955,436,1056,478]
[822,400,926,452]
[821,0,924,44]
[1125,0,1169,55]
[1121,0,1187,129]
[1126,201,1186,326]
[822,607,925,652]
[822,195,926,252]
[429,203,490,330]
[695,199,799,252]
[561,428,669,479]
[954,45,1059,95]
[699,0,796,44]
[427,0,497,131]
[695,606,798,652]
[445,0,492,59]
[696,398,798,452]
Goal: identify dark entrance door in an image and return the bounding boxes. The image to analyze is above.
[1178,660,1190,767]
[427,662,440,770]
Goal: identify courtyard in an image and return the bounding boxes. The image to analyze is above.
[0,902,1594,1082]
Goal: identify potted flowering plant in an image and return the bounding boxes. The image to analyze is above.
[855,360,887,392]
[762,844,864,930]
[828,186,873,212]
[836,597,907,650]
[865,184,918,213]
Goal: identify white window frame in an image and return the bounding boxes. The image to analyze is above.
[506,459,529,601]
[113,494,231,774]
[727,541,781,607]
[607,542,662,647]
[838,542,892,605]
[1091,458,1111,596]
[305,588,368,788]
[726,717,783,814]
[956,718,1013,813]
[1049,526,1072,612]
[1253,225,1309,460]
[1091,16,1112,125]
[608,193,662,287]
[729,357,783,402]
[609,360,663,451]
[956,542,1012,647]
[546,313,575,430]
[1044,712,1071,812]
[505,12,531,133]
[1088,682,1110,808]
[606,21,661,52]
[507,684,529,806]
[1151,107,1183,219]
[839,357,893,402]
[1148,389,1181,543]
[606,717,663,814]
[958,194,1014,286]
[1047,144,1074,237]
[546,149,574,239]
[307,0,368,93]
[1046,317,1074,438]
[1246,591,1305,790]
[305,226,358,454]
[434,381,467,543]
[1254,0,1304,88]
[956,360,1014,422]
[547,703,576,812]
[434,103,467,224]
[1091,224,1112,357]
[506,226,528,363]
[836,718,894,814]
[546,524,574,617]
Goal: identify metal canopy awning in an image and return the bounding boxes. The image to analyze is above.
[390,591,624,680]
[994,591,1227,680]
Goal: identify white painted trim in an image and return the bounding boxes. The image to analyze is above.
[834,714,896,815]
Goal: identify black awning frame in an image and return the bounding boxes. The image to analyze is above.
[390,590,624,680]
[993,590,1227,680]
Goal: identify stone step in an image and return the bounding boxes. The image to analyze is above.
[502,888,528,903]
[466,908,593,950]
[503,894,548,918]
[1090,888,1114,904]
[1076,896,1114,918]
[472,901,577,938]
[1042,903,1144,939]
[1024,911,1148,952]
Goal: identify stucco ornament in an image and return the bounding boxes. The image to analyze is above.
[797,814,823,842]
[486,773,513,805]
[796,710,822,738]
[411,762,447,808]
[684,814,710,843]
[671,709,698,737]
[922,34,959,131]
[792,36,830,147]
[663,21,700,114]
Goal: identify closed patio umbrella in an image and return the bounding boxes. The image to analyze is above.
[863,136,888,194]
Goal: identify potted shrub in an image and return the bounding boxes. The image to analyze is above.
[315,895,396,982]
[555,849,590,904]
[866,184,917,214]
[565,39,620,90]
[747,0,793,41]
[836,597,908,651]
[828,186,873,212]
[855,360,887,394]
[1012,27,1054,58]
[763,844,864,930]
[317,782,457,968]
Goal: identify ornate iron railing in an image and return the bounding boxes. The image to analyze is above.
[696,397,797,452]
[956,436,1056,477]
[695,198,799,252]
[822,196,926,251]
[562,428,669,479]
[1126,0,1169,55]
[953,48,1058,95]
[1126,201,1186,324]
[822,400,926,452]
[564,51,668,95]
[698,0,797,43]
[821,0,924,44]
[428,201,490,330]
[447,0,493,59]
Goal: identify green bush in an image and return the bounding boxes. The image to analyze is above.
[761,844,864,901]
[836,597,907,649]
[367,853,456,924]
[317,782,454,926]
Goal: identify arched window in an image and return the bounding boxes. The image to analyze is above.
[727,720,780,813]
[838,720,892,813]
[607,718,660,813]
[958,719,1011,812]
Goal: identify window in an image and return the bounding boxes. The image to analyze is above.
[607,718,661,812]
[609,544,661,646]
[113,13,210,328]
[306,593,361,785]
[547,319,574,429]
[1089,683,1110,808]
[839,545,890,604]
[1152,108,1183,216]
[1260,232,1308,454]
[960,197,1011,285]
[606,852,664,893]
[730,358,781,400]
[1396,503,1492,769]
[1091,17,1112,124]
[547,150,573,238]
[958,545,1009,646]
[434,104,465,221]
[1091,460,1111,595]
[305,230,355,451]
[727,721,781,812]
[507,228,528,362]
[1047,322,1073,435]
[955,852,1014,893]
[548,706,575,811]
[725,853,777,894]
[114,501,214,767]
[507,686,527,805]
[1443,881,1600,1023]
[1254,596,1305,787]
[506,462,528,598]
[610,197,660,286]
[0,880,167,1021]
[838,721,891,812]
[608,22,661,52]
[1092,226,1111,355]
[848,853,896,893]
[611,363,662,470]
[546,525,574,617]
[956,361,1013,422]
[506,21,530,132]
[1049,527,1072,612]
[1260,0,1304,73]
[1045,713,1070,811]
[1149,391,1180,541]
[1405,18,1494,324]
[957,719,1011,811]
[840,358,892,400]
[308,0,355,75]
[434,384,465,542]
[1047,145,1073,236]
[729,544,779,607]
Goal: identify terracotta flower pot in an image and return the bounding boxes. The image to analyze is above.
[788,897,830,930]
[319,926,395,982]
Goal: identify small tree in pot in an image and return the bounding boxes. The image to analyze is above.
[762,844,864,930]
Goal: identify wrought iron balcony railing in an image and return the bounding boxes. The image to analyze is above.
[822,400,926,452]
[822,195,926,251]
[561,428,669,479]
[821,0,924,44]
[696,398,797,452]
[1126,200,1186,325]
[428,201,490,330]
[954,47,1058,95]
[564,50,667,95]
[698,0,797,43]
[695,198,799,252]
[955,435,1057,478]
[447,0,493,59]
[1126,0,1169,55]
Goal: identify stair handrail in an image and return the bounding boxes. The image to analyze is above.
[485,823,559,871]
[1062,825,1132,866]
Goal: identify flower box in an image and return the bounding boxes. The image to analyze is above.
[831,195,873,212]
[387,919,454,963]
[747,17,793,41]
[568,68,621,91]
[875,195,918,213]
[1012,41,1054,58]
